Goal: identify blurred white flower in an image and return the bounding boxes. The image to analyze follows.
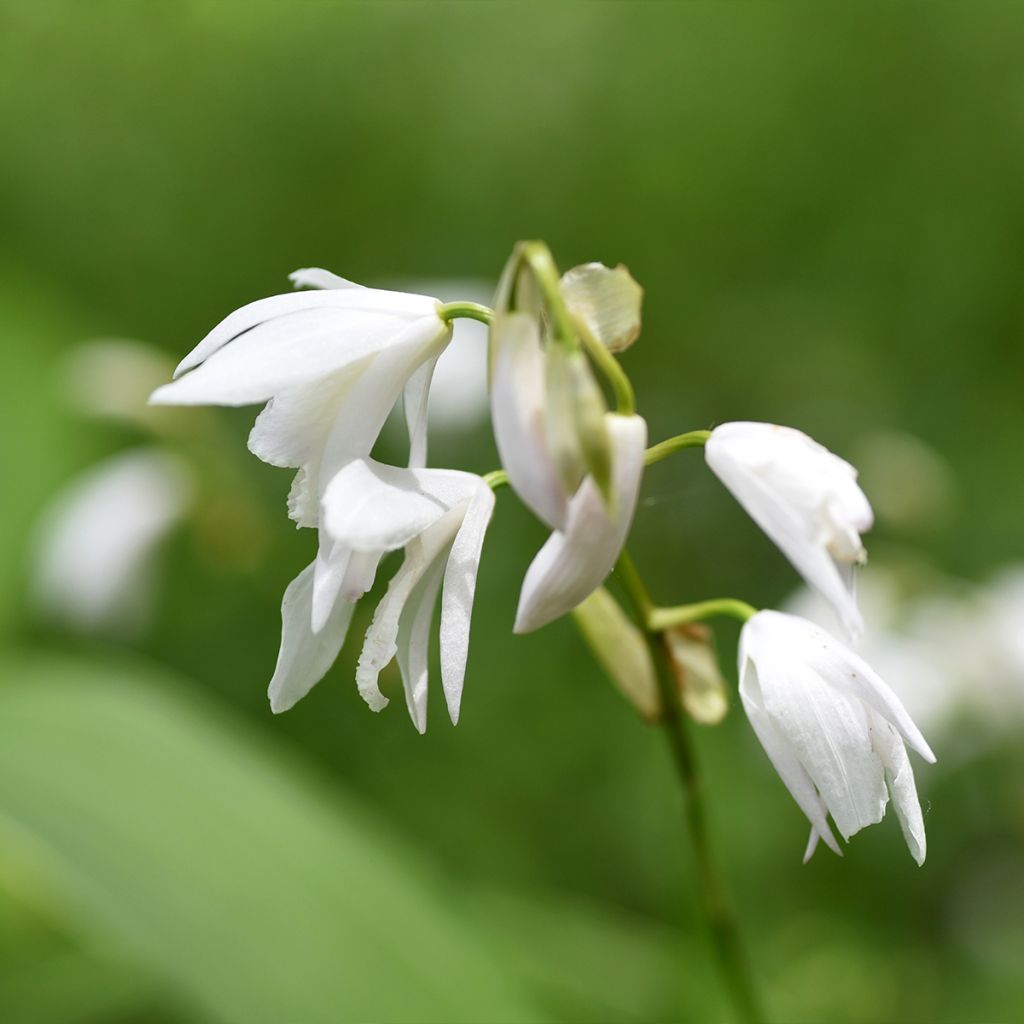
[739,610,935,865]
[63,338,178,429]
[150,270,453,527]
[269,460,494,733]
[514,412,647,633]
[33,449,193,634]
[706,422,873,638]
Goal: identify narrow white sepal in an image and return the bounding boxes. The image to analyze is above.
[268,562,356,713]
[439,483,496,725]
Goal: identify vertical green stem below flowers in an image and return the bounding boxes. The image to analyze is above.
[615,550,764,1024]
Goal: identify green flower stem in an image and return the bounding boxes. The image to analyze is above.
[615,549,763,1024]
[437,301,493,325]
[482,468,509,490]
[578,328,636,415]
[649,598,757,632]
[644,429,711,466]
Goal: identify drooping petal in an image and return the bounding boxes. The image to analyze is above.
[322,461,481,550]
[706,423,872,638]
[514,414,646,634]
[169,286,439,380]
[247,359,371,471]
[707,441,863,637]
[355,506,466,716]
[439,483,496,725]
[396,546,451,734]
[759,652,888,842]
[871,711,928,865]
[321,460,453,554]
[403,352,441,468]
[314,321,453,493]
[489,312,568,530]
[311,537,354,635]
[268,562,356,714]
[805,634,937,765]
[738,648,842,857]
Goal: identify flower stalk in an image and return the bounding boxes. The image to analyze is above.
[616,549,763,1024]
[644,428,711,465]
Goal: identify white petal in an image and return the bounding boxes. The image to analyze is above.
[738,649,842,857]
[170,286,439,379]
[872,712,928,865]
[32,449,192,634]
[322,460,481,553]
[268,562,355,713]
[773,610,937,764]
[311,536,354,635]
[356,506,466,715]
[514,414,646,633]
[247,362,368,471]
[758,649,888,841]
[396,546,450,733]
[706,427,865,637]
[322,461,445,553]
[439,483,496,724]
[489,312,568,530]
[403,353,440,468]
[289,267,365,291]
[152,305,447,409]
[314,323,452,491]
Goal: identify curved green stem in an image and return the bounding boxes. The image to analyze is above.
[438,301,493,325]
[517,240,579,350]
[649,599,757,631]
[644,429,711,466]
[615,549,763,1024]
[482,468,509,490]
[578,328,636,415]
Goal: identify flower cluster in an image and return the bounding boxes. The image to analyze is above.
[151,241,934,863]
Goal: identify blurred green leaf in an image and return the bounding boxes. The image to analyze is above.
[0,653,540,1024]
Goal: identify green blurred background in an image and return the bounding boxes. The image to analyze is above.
[2,3,1023,1022]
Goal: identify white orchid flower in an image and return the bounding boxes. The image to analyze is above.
[269,460,494,734]
[150,270,453,528]
[514,413,647,633]
[705,421,873,637]
[738,610,936,865]
[32,448,193,634]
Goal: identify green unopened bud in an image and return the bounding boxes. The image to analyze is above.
[571,587,659,721]
[560,262,643,354]
[663,624,729,725]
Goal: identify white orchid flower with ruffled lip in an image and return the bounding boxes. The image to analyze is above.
[706,422,873,637]
[739,610,935,865]
[490,308,648,632]
[150,269,452,526]
[269,459,494,733]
